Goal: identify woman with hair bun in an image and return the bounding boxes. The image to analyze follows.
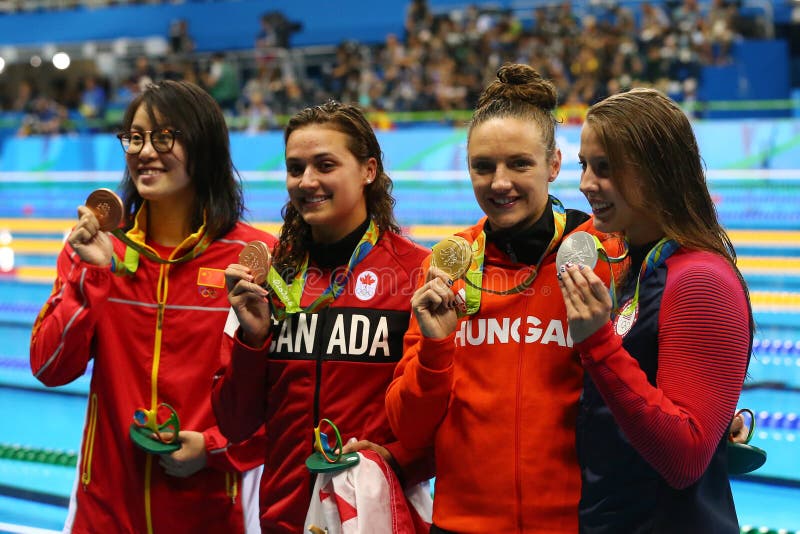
[386,64,625,532]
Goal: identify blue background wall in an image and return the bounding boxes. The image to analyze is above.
[3,120,800,174]
[0,0,408,50]
[700,41,792,118]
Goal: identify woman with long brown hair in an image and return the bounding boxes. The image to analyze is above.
[559,88,753,531]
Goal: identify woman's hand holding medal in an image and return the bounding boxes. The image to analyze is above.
[68,189,124,267]
[556,232,611,344]
[225,241,273,347]
[412,237,472,340]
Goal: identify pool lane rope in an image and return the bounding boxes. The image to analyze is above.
[0,443,77,467]
[0,444,798,534]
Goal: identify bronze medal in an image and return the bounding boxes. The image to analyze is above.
[85,188,123,232]
[431,236,473,280]
[239,240,272,286]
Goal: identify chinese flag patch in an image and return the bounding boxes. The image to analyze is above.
[197,267,226,288]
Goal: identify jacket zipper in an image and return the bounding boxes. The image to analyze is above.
[144,263,170,534]
[226,472,239,503]
[309,310,328,498]
[515,284,530,532]
[312,309,327,426]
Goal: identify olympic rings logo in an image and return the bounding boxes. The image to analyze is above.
[198,286,218,298]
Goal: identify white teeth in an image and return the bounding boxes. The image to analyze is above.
[592,201,612,210]
[305,196,328,203]
[139,169,163,175]
[493,197,514,205]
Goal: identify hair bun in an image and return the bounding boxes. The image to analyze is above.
[496,64,539,86]
[477,63,558,112]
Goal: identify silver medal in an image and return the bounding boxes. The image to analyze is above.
[556,231,599,270]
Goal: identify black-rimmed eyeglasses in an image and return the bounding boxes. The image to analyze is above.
[116,129,181,155]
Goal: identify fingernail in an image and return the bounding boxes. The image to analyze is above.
[557,272,562,280]
[447,278,454,287]
[559,265,566,273]
[578,264,585,270]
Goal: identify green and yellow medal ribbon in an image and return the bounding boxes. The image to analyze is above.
[586,232,629,312]
[109,204,213,275]
[268,219,380,319]
[612,237,679,321]
[463,196,567,315]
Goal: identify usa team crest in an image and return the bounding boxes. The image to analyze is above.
[613,298,638,337]
[355,270,378,301]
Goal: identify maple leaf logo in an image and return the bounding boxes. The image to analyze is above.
[359,273,376,285]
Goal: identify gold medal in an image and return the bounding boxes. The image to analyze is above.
[85,188,123,232]
[238,240,272,286]
[431,236,473,280]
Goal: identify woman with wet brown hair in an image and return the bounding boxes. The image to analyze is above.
[213,101,432,533]
[271,101,401,281]
[559,88,752,532]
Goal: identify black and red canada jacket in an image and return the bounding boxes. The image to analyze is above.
[213,229,433,534]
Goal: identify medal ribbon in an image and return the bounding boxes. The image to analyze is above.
[111,229,213,268]
[463,196,567,315]
[268,219,380,319]
[109,204,213,275]
[612,237,679,319]
[589,233,629,312]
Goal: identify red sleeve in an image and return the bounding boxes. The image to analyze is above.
[576,257,750,489]
[202,422,268,472]
[386,323,455,451]
[382,438,436,488]
[385,258,456,451]
[203,425,267,472]
[212,325,272,444]
[203,322,268,471]
[204,225,277,470]
[30,244,111,386]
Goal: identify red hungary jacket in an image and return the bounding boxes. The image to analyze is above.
[387,215,625,533]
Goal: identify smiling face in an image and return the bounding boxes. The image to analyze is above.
[467,116,561,231]
[125,103,194,211]
[578,122,662,245]
[285,125,376,243]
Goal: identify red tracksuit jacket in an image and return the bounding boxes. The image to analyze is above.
[30,209,276,534]
[213,229,433,533]
[387,214,624,533]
